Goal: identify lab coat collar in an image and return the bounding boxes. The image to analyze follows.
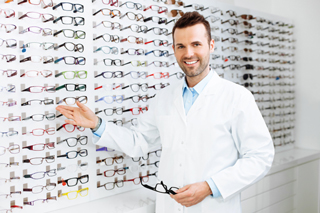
[173,70,221,122]
[182,69,213,95]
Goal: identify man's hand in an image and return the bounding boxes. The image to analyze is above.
[170,181,212,207]
[56,101,99,129]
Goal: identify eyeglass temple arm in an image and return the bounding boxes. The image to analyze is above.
[148,94,156,99]
[18,0,27,4]
[23,159,31,163]
[55,84,65,91]
[53,30,63,37]
[52,3,61,10]
[54,43,65,50]
[20,57,31,63]
[122,61,130,66]
[18,13,28,20]
[22,116,32,121]
[122,109,130,113]
[144,17,152,22]
[93,35,103,41]
[56,125,64,131]
[21,87,30,92]
[55,72,64,78]
[92,10,101,16]
[120,25,130,31]
[53,17,62,24]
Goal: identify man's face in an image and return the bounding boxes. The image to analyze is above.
[172,24,214,78]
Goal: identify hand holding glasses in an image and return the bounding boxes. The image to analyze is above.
[140,179,178,195]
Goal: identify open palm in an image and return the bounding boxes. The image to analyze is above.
[56,101,98,129]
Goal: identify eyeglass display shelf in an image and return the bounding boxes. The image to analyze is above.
[47,148,320,213]
[47,187,156,213]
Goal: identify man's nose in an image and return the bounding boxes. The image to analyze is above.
[184,47,195,58]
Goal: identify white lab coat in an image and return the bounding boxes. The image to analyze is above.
[95,71,275,213]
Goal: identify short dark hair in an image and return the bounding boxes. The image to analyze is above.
[172,11,211,45]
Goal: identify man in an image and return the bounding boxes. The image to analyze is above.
[56,12,274,213]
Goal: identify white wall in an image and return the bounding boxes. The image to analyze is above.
[212,0,320,150]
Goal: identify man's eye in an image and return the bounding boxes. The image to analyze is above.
[194,43,200,46]
[177,46,184,49]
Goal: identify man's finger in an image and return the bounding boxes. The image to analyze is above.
[176,185,190,193]
[76,101,89,111]
[56,105,77,112]
[60,110,73,119]
[172,188,193,201]
[65,119,77,125]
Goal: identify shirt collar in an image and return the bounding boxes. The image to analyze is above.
[182,69,214,94]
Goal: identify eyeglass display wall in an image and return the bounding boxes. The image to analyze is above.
[0,0,295,212]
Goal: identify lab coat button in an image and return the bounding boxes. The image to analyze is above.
[180,164,182,167]
[178,208,181,211]
[181,141,184,144]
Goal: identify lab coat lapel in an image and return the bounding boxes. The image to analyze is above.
[173,81,187,125]
[187,71,220,116]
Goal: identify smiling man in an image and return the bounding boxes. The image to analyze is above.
[56,11,274,213]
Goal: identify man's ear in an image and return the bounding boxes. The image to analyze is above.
[172,44,175,52]
[210,39,215,53]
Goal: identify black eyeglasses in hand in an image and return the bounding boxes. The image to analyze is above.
[140,178,179,195]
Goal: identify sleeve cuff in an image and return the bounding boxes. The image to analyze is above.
[92,118,106,137]
[206,178,221,198]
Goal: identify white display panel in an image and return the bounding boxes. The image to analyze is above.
[0,0,295,212]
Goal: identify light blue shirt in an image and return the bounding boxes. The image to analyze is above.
[93,70,221,198]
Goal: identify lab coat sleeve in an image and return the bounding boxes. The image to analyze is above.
[211,89,275,200]
[92,96,161,158]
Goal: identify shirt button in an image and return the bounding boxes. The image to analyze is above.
[180,164,182,167]
[181,141,184,144]
[178,208,181,211]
